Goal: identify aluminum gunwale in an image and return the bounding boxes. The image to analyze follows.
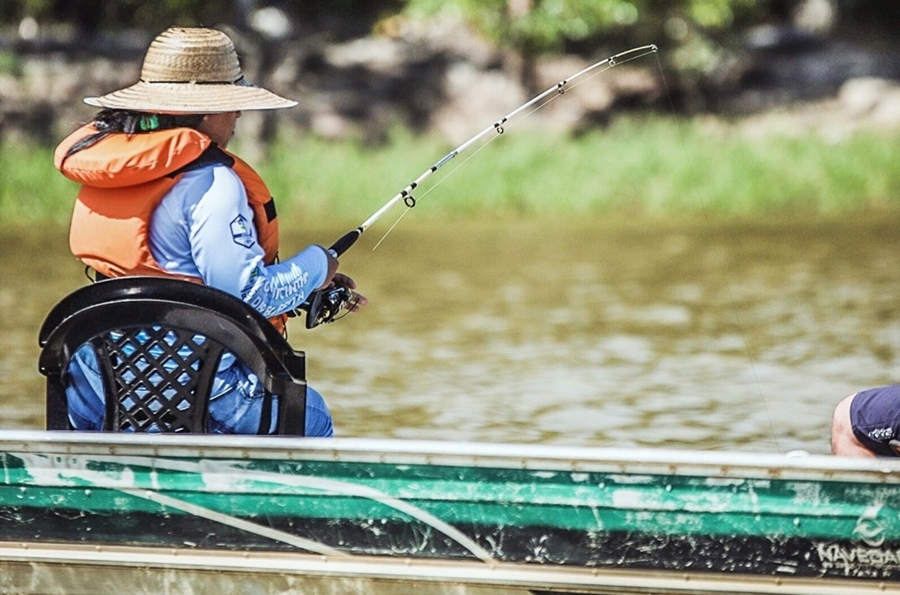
[1,430,897,483]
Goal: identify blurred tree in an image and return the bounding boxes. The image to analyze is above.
[0,0,892,43]
[1,0,889,52]
[0,0,402,36]
[0,0,211,31]
[400,0,776,95]
[402,0,767,54]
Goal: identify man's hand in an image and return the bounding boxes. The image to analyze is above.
[332,272,367,312]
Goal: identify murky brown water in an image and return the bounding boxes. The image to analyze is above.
[2,215,898,454]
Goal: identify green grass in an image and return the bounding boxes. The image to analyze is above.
[0,50,23,76]
[4,115,900,225]
[258,115,900,221]
[0,142,81,225]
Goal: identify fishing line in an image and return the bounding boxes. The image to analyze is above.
[369,47,659,252]
[652,51,780,452]
[300,45,659,328]
[371,137,498,251]
[325,44,658,259]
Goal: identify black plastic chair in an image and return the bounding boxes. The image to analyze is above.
[38,277,307,435]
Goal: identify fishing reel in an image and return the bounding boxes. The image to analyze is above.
[294,284,354,329]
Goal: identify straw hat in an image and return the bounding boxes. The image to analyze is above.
[84,27,297,113]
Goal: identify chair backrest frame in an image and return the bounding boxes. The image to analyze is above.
[38,277,307,435]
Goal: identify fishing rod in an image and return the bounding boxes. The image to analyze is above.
[301,43,658,328]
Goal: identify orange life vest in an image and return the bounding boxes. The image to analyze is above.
[55,124,286,332]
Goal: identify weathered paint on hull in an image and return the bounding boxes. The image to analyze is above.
[1,431,899,595]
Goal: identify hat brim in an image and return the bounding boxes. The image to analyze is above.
[84,80,297,114]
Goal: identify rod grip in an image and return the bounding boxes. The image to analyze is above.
[329,228,362,257]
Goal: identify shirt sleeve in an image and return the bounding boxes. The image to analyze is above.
[185,165,330,317]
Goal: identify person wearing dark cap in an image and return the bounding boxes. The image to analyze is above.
[832,386,900,456]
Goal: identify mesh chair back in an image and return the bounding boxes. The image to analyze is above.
[39,277,307,435]
[93,327,223,432]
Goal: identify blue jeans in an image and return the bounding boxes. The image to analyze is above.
[65,344,333,436]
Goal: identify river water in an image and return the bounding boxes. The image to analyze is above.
[2,215,898,455]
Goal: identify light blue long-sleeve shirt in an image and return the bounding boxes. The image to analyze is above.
[149,163,329,315]
[66,162,334,436]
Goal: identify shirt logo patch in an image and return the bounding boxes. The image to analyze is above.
[230,215,255,248]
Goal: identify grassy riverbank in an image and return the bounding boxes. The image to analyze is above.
[3,114,899,225]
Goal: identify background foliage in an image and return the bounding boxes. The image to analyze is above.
[1,0,898,222]
[0,1,894,48]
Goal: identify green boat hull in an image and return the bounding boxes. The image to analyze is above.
[1,431,899,594]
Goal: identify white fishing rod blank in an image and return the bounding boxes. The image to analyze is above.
[328,43,658,256]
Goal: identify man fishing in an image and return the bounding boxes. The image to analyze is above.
[53,26,366,435]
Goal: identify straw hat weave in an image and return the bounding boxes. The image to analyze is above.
[84,27,296,113]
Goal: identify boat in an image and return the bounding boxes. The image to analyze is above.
[1,429,899,594]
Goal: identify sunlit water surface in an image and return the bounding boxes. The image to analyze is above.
[2,216,898,455]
